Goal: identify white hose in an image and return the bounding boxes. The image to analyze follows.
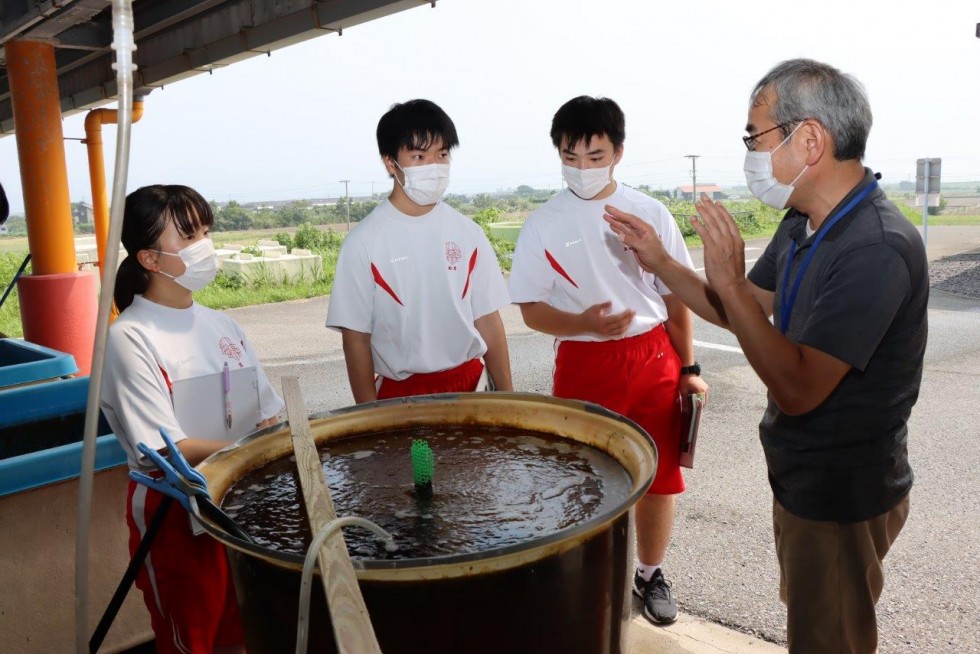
[76,1,136,651]
[295,517,396,654]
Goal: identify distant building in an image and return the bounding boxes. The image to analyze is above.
[674,185,725,200]
[71,201,94,224]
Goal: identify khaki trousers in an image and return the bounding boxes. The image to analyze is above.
[772,494,910,654]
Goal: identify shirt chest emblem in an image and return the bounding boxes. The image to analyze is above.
[445,241,462,271]
[219,336,245,367]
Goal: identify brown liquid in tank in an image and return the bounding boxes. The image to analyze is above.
[222,426,632,560]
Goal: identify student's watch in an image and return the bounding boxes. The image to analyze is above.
[680,362,701,376]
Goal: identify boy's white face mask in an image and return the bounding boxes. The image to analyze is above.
[562,163,613,200]
[394,161,451,206]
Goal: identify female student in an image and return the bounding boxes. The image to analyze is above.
[101,184,283,654]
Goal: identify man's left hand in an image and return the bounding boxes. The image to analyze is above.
[692,193,746,292]
[603,204,670,274]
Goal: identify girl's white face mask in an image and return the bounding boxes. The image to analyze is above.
[562,163,613,200]
[154,238,218,291]
[743,122,808,210]
[394,161,451,206]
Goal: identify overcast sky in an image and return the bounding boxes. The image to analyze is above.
[1,0,978,213]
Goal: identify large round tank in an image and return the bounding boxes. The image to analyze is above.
[197,392,657,654]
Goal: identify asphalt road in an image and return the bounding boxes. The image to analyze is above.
[230,226,980,653]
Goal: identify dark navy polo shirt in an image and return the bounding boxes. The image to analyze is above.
[747,169,928,522]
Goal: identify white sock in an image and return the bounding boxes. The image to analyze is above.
[637,562,662,582]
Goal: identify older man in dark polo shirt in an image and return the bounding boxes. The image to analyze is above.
[604,58,927,654]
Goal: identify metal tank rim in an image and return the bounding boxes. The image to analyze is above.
[196,391,657,581]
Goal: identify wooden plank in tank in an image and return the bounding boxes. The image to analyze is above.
[282,376,382,654]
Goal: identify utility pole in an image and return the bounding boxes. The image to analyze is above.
[684,155,700,201]
[340,179,350,231]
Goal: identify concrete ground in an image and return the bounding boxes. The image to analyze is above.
[630,613,786,653]
[229,225,980,653]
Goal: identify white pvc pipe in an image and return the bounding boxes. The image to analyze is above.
[76,1,136,651]
[296,517,396,654]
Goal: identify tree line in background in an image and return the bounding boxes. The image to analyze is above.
[210,187,562,232]
[211,198,379,231]
[0,182,973,239]
[206,183,970,236]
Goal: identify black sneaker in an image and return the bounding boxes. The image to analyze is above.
[633,568,678,625]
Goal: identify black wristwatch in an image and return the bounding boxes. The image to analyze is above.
[680,362,701,376]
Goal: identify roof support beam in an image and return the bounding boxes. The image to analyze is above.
[0,0,432,133]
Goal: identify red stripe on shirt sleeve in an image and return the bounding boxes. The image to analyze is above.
[371,263,404,306]
[461,247,478,299]
[544,249,579,288]
[158,366,173,395]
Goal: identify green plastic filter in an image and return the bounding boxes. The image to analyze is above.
[410,439,435,497]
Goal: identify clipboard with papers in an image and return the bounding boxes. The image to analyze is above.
[678,392,704,469]
[171,366,261,441]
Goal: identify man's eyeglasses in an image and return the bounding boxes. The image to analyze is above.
[742,121,796,152]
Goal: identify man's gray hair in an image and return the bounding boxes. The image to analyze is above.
[751,59,872,161]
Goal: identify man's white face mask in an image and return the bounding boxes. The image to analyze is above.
[562,162,613,200]
[743,122,808,210]
[394,161,451,206]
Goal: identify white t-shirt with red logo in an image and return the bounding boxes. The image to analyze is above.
[101,295,284,472]
[509,183,694,342]
[326,199,510,380]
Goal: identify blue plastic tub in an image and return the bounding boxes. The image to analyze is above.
[0,338,79,387]
[0,434,126,496]
[0,374,125,497]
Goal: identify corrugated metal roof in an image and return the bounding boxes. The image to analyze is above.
[0,0,432,134]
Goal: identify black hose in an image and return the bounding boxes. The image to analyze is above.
[89,496,173,653]
[0,253,31,311]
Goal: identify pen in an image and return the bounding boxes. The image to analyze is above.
[223,361,232,430]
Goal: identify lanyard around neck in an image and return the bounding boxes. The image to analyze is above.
[779,181,878,334]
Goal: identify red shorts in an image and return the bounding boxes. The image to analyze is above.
[553,325,684,495]
[126,480,243,653]
[377,358,484,400]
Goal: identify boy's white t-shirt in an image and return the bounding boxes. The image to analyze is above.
[509,183,694,342]
[101,295,285,472]
[326,199,510,380]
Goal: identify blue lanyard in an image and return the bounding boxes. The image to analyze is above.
[779,181,878,334]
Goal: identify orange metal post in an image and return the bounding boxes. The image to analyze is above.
[85,101,144,283]
[8,40,97,374]
[6,40,77,275]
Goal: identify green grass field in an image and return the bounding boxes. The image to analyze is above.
[0,226,342,338]
[901,213,980,227]
[0,236,29,255]
[0,252,30,337]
